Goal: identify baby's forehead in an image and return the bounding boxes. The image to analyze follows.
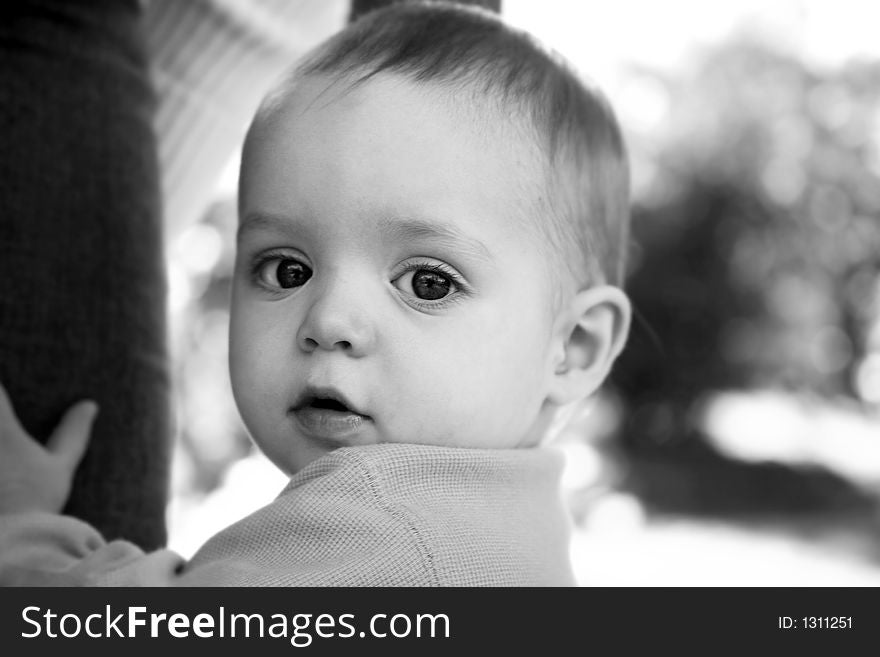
[247,72,550,191]
[259,69,539,147]
[240,70,563,263]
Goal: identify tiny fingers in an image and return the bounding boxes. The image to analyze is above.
[46,400,99,468]
[0,381,28,439]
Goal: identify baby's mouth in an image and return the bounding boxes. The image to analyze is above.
[306,397,352,413]
[292,390,367,416]
[289,389,371,440]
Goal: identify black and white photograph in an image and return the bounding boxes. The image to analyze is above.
[0,0,878,648]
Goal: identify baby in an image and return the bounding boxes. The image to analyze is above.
[0,1,631,586]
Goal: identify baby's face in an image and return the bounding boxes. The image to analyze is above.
[231,73,564,474]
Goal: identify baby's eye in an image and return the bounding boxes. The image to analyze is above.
[393,266,458,301]
[257,257,313,289]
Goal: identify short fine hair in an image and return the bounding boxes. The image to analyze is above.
[268,1,630,286]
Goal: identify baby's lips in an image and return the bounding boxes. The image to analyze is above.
[292,385,370,418]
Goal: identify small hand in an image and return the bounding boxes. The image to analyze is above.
[0,382,97,514]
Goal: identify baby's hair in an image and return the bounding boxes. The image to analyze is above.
[268,1,629,286]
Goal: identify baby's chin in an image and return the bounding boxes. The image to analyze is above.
[258,438,336,477]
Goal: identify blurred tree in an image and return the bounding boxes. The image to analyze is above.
[609,37,880,519]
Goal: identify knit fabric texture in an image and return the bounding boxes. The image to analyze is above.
[179,443,576,586]
[0,444,576,586]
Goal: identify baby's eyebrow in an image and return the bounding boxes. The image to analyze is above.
[238,212,494,264]
[380,217,493,264]
[237,213,297,242]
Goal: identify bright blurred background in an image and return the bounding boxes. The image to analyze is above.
[158,0,880,585]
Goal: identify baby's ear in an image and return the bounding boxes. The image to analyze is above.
[547,285,631,406]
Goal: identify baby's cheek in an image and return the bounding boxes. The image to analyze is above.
[388,363,470,444]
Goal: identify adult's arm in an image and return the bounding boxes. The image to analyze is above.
[0,0,170,549]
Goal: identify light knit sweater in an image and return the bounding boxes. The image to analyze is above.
[0,444,576,586]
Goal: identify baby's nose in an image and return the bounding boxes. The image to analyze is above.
[295,279,376,356]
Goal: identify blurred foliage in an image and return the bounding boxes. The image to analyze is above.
[608,35,880,517]
[168,198,246,498]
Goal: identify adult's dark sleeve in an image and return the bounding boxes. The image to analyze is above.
[0,0,170,549]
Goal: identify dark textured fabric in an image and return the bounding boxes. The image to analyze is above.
[0,0,170,549]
